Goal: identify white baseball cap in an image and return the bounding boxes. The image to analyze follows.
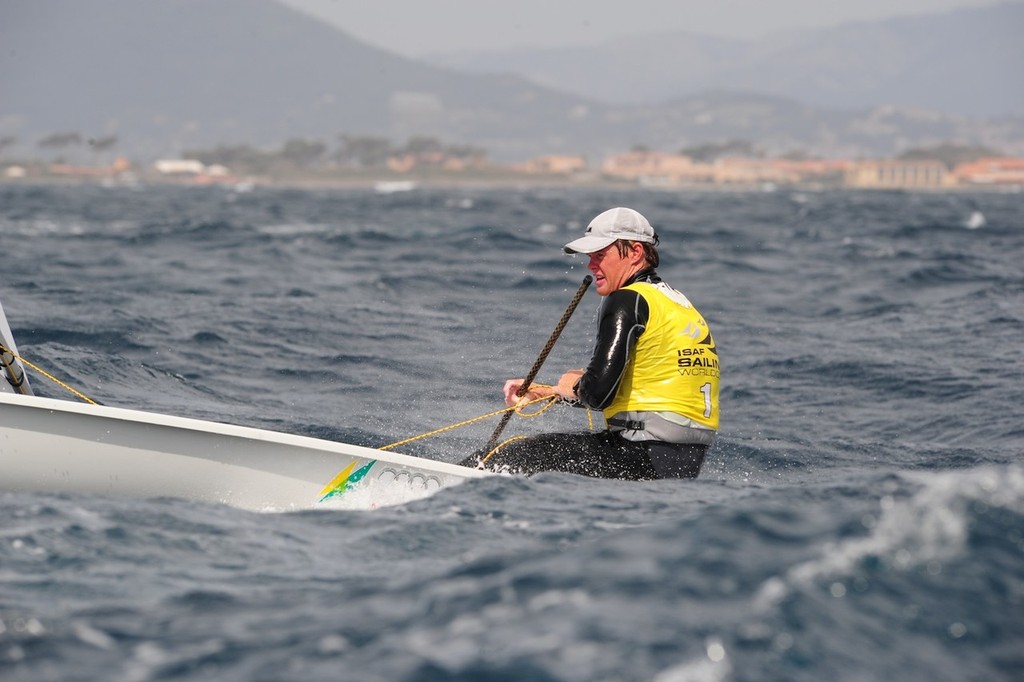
[563,207,657,254]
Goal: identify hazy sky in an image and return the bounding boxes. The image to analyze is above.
[279,0,1008,56]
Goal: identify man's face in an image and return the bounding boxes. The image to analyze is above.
[587,242,642,296]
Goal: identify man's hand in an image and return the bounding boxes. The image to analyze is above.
[504,378,542,406]
[554,369,584,400]
[503,370,584,406]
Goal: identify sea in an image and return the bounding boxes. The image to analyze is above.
[1,182,1022,681]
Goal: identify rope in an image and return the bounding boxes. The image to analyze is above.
[480,435,528,464]
[379,388,563,451]
[478,398,596,464]
[478,391,597,464]
[0,343,99,405]
[379,384,600,467]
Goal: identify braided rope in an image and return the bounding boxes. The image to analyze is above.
[380,390,561,451]
[0,343,99,405]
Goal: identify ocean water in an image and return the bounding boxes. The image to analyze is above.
[1,182,1022,681]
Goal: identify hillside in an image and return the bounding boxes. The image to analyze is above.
[428,2,1024,118]
[0,0,601,161]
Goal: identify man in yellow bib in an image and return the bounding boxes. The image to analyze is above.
[479,207,719,479]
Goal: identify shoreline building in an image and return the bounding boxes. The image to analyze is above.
[844,160,953,189]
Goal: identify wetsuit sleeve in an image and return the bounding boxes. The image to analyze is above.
[573,289,649,410]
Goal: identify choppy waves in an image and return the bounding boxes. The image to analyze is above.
[1,184,1022,680]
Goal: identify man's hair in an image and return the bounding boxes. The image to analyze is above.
[614,240,660,268]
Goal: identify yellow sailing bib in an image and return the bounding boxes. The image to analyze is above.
[603,282,720,429]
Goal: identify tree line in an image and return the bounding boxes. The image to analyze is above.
[183,135,487,173]
[0,130,1005,172]
[0,132,488,172]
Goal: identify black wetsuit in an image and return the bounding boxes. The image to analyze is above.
[467,269,710,480]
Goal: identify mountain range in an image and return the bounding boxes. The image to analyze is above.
[427,2,1024,119]
[1,0,1022,164]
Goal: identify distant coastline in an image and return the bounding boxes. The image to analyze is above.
[3,171,1021,194]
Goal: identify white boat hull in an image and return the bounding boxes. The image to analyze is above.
[0,393,489,512]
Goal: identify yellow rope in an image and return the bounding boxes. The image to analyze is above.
[380,384,598,465]
[480,435,528,464]
[478,395,597,464]
[379,389,560,451]
[0,343,99,405]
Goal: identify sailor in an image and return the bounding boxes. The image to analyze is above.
[474,207,719,479]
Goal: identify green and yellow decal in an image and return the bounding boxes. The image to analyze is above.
[319,459,376,501]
